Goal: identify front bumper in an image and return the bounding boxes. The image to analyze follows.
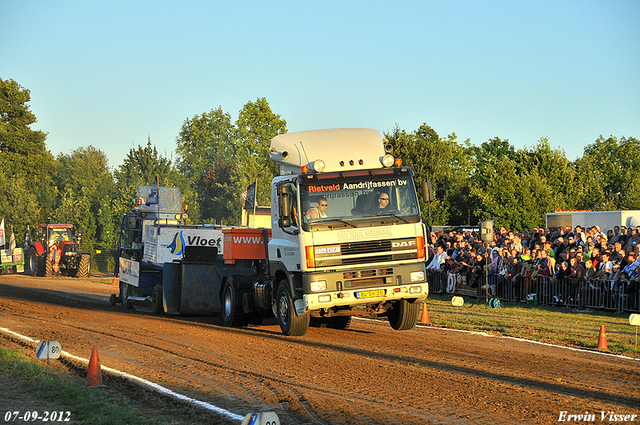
[303,282,428,313]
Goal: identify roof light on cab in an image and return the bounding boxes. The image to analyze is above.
[313,159,326,172]
[381,154,395,168]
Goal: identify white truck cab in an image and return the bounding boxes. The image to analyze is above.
[268,128,429,335]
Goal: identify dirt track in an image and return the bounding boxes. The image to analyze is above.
[1,274,639,424]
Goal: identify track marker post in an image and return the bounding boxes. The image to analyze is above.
[630,314,640,349]
[35,340,61,373]
[241,411,280,425]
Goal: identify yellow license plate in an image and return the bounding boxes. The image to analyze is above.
[356,289,385,299]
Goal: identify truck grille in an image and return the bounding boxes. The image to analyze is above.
[312,238,417,267]
[341,240,391,255]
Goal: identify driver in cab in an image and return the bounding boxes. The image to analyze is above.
[368,192,394,214]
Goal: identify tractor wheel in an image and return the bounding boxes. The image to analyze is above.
[26,248,38,276]
[76,254,90,278]
[44,255,53,278]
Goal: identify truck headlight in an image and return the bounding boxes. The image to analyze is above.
[382,154,395,167]
[310,280,327,292]
[410,271,425,282]
[409,286,423,294]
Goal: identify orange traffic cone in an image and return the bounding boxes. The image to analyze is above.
[421,303,430,324]
[112,276,119,286]
[86,347,103,387]
[597,324,608,350]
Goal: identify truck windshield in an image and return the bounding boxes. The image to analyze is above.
[137,186,182,213]
[299,168,421,230]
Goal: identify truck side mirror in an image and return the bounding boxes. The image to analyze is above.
[422,180,433,203]
[278,184,292,227]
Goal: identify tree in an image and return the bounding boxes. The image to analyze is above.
[516,138,577,219]
[114,138,187,224]
[580,136,640,210]
[234,98,287,210]
[175,98,287,225]
[387,124,473,226]
[0,170,40,245]
[0,78,56,224]
[176,107,236,224]
[54,146,116,249]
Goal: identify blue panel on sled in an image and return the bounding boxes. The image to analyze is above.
[163,263,181,315]
[180,263,223,315]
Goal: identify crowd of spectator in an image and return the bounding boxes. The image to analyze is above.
[425,224,640,311]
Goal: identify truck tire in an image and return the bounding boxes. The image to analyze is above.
[26,248,38,276]
[276,282,309,336]
[76,254,90,278]
[222,277,247,327]
[151,285,163,314]
[387,299,421,331]
[120,281,133,309]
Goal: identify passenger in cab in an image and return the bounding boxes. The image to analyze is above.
[306,197,328,219]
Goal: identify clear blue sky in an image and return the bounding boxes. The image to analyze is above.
[2,0,638,169]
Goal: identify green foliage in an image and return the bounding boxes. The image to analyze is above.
[581,136,640,210]
[0,170,40,245]
[177,98,286,225]
[176,107,236,224]
[385,124,473,226]
[0,78,56,228]
[113,138,188,223]
[233,97,287,213]
[54,146,115,249]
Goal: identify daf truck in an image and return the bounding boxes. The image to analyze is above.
[114,128,429,336]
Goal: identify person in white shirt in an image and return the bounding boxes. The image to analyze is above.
[427,245,447,270]
[306,197,328,219]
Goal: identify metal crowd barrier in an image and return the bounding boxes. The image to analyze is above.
[425,269,640,313]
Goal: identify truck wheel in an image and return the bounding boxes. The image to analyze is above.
[387,299,421,331]
[27,248,38,276]
[120,281,133,309]
[76,254,90,278]
[152,285,163,314]
[222,277,247,327]
[276,282,309,336]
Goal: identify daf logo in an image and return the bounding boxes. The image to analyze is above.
[392,240,416,248]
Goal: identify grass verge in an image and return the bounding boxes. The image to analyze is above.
[0,345,238,425]
[425,293,640,357]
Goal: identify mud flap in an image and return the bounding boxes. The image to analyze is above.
[294,298,306,316]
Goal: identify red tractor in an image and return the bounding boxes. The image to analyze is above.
[25,224,91,278]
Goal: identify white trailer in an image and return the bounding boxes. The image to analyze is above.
[546,210,640,233]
